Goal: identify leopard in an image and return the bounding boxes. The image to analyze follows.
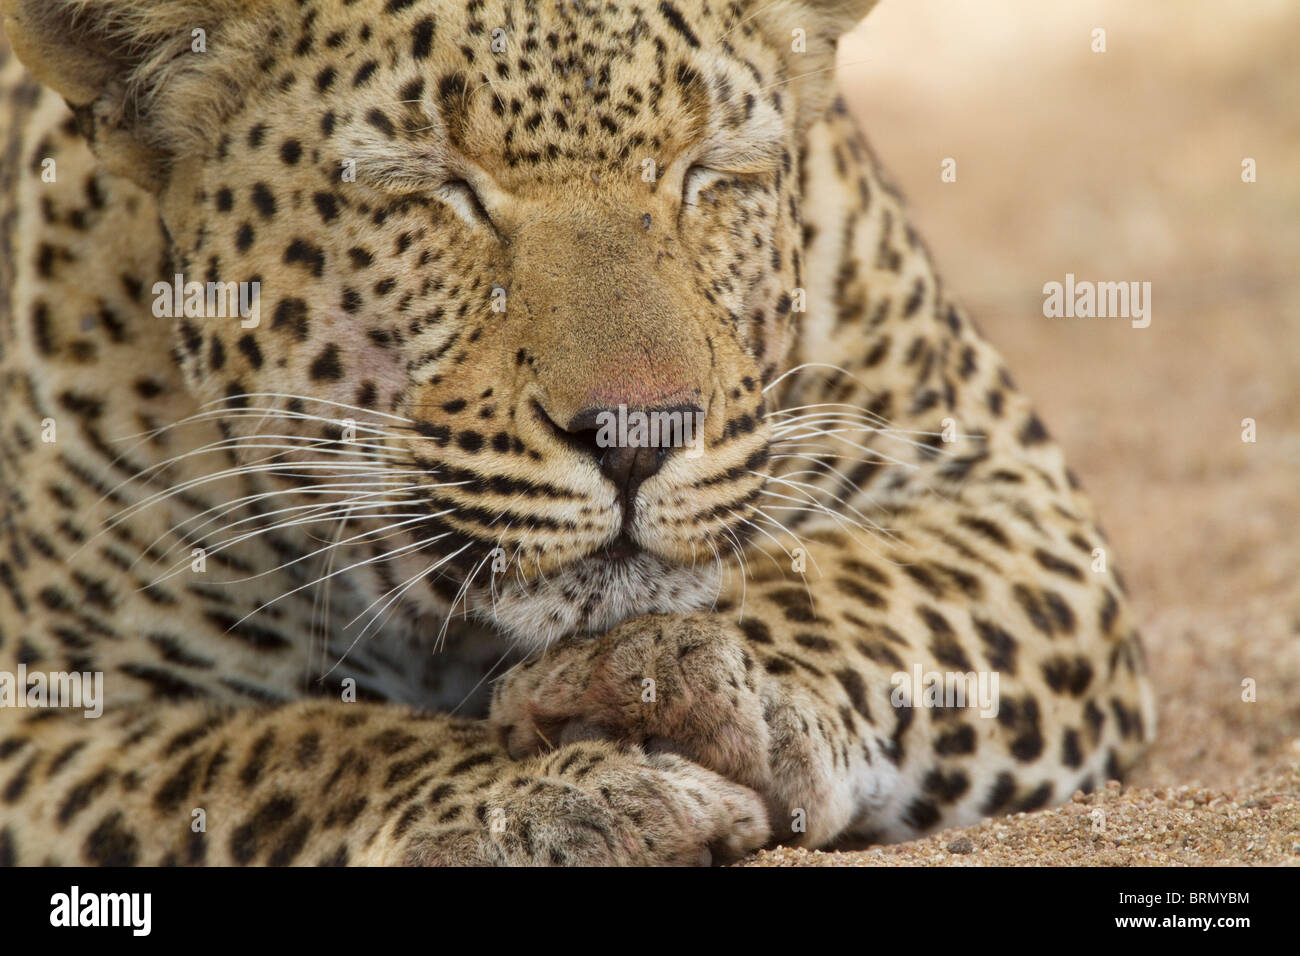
[0,0,1154,866]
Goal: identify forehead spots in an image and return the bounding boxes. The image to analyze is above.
[265,0,791,187]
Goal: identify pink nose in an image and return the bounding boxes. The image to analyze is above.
[573,353,698,421]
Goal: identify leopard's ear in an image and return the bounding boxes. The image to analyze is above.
[1,0,279,190]
[796,0,879,38]
[761,0,879,51]
[756,0,879,120]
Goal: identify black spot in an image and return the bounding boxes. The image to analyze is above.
[1042,590,1077,634]
[313,192,339,222]
[1034,549,1083,581]
[268,817,312,866]
[1018,413,1049,445]
[834,669,872,722]
[958,515,1011,549]
[903,797,940,831]
[973,617,1017,674]
[153,754,203,812]
[923,767,969,804]
[251,182,276,218]
[981,772,1017,814]
[1000,696,1044,762]
[84,811,140,866]
[310,344,343,381]
[272,298,310,340]
[1012,782,1053,813]
[237,334,264,369]
[229,794,298,864]
[1013,584,1054,636]
[411,17,436,59]
[1062,728,1083,768]
[920,606,971,671]
[658,1,701,48]
[934,724,976,755]
[399,77,425,103]
[448,751,494,776]
[738,618,772,645]
[835,577,887,610]
[794,633,834,652]
[366,109,395,138]
[283,239,326,277]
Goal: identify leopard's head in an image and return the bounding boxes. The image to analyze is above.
[6,0,876,647]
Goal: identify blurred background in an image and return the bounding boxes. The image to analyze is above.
[839,0,1299,795]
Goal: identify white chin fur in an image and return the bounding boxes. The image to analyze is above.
[473,552,722,653]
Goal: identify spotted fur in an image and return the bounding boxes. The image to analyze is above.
[0,0,1152,865]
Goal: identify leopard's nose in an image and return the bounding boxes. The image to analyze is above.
[536,401,701,503]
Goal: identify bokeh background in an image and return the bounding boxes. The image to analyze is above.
[752,0,1300,865]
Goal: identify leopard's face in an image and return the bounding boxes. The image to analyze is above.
[81,0,855,646]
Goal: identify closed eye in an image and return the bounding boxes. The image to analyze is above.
[436,179,498,235]
[681,164,727,209]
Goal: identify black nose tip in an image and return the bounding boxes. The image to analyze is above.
[594,442,670,501]
[537,402,699,505]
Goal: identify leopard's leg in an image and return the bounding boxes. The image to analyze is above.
[0,702,766,865]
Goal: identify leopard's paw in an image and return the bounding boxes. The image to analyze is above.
[403,744,769,866]
[490,614,771,790]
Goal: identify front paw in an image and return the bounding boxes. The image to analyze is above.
[403,745,769,866]
[491,614,772,791]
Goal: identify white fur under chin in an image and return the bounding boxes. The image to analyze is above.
[474,552,723,653]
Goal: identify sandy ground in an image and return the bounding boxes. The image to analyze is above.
[747,0,1299,866]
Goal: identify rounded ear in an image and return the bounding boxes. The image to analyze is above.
[757,0,879,121]
[800,0,880,37]
[760,0,879,53]
[1,0,276,191]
